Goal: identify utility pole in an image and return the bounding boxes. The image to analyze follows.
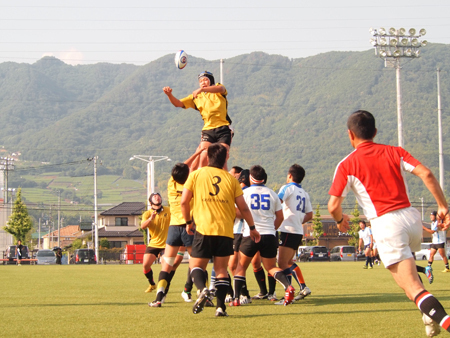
[220,59,224,84]
[88,157,99,264]
[58,190,61,248]
[437,68,444,192]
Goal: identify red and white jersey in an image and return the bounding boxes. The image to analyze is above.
[329,142,421,220]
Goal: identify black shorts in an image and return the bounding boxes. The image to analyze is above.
[233,233,243,252]
[240,234,278,259]
[166,225,194,247]
[279,232,303,251]
[191,232,234,259]
[431,243,445,250]
[201,125,232,146]
[145,247,164,256]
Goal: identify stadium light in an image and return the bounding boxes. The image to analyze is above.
[369,27,427,148]
[129,155,171,245]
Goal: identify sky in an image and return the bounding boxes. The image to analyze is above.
[1,0,449,65]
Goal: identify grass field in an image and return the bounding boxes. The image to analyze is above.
[1,261,449,338]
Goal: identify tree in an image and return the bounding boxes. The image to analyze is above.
[348,202,361,247]
[99,238,110,249]
[3,188,33,243]
[311,204,323,245]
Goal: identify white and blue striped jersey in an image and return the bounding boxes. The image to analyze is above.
[431,220,446,244]
[278,182,312,235]
[242,184,282,237]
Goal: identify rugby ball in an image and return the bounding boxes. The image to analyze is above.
[175,50,188,69]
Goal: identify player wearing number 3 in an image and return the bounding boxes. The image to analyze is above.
[181,143,260,317]
[277,164,313,303]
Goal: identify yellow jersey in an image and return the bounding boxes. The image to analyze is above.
[167,176,193,225]
[184,166,242,238]
[180,84,229,130]
[141,206,171,248]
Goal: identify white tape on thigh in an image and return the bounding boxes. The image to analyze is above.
[163,256,176,266]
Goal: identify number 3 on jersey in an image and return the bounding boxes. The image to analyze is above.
[296,195,306,213]
[251,194,270,210]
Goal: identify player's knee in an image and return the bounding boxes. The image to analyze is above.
[163,256,176,267]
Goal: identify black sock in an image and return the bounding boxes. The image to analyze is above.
[164,270,176,294]
[254,267,268,295]
[282,268,292,284]
[417,266,426,274]
[268,273,276,295]
[273,271,290,290]
[190,267,206,291]
[446,263,449,269]
[365,256,370,266]
[428,261,433,266]
[415,290,450,332]
[226,273,233,295]
[144,269,154,285]
[184,268,193,293]
[155,271,171,302]
[233,275,246,299]
[215,277,229,311]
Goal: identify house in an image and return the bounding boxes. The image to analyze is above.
[42,225,82,249]
[97,202,147,248]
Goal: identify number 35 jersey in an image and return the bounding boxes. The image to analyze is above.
[184,166,243,238]
[278,182,312,235]
[242,184,282,237]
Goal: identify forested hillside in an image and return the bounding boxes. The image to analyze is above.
[1,44,450,205]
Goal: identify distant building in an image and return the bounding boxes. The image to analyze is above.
[96,202,147,248]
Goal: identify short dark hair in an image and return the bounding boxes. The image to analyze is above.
[250,165,266,182]
[231,166,243,174]
[207,144,227,168]
[347,110,376,140]
[288,164,305,183]
[238,169,250,187]
[171,163,190,184]
[359,220,366,226]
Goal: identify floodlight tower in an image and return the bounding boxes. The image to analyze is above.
[370,27,427,148]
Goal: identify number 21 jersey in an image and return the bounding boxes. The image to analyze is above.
[278,182,312,235]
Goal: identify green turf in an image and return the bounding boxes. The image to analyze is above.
[1,261,449,337]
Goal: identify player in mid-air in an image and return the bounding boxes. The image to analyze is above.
[141,193,171,295]
[276,164,313,304]
[231,165,295,306]
[328,110,450,337]
[163,71,232,170]
[181,144,260,317]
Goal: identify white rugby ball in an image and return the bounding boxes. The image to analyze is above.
[175,50,188,69]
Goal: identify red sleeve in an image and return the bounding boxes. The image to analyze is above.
[328,161,348,197]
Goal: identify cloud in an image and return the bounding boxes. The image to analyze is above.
[58,48,84,65]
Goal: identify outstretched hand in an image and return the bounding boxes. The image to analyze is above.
[163,86,172,95]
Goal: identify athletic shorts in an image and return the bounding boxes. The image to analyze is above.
[364,244,371,250]
[370,207,422,268]
[240,234,278,259]
[145,246,164,256]
[233,233,243,252]
[431,243,445,250]
[201,125,232,146]
[190,232,233,259]
[166,225,194,247]
[278,232,302,251]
